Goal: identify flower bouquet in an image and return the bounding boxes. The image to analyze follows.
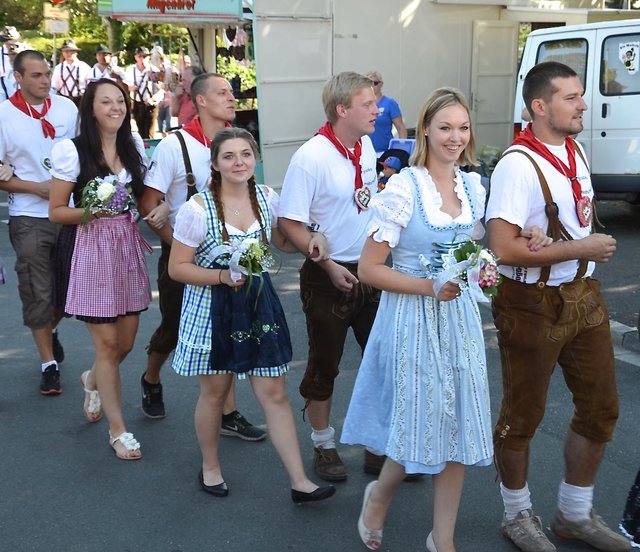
[423,240,501,303]
[80,175,135,223]
[209,237,277,302]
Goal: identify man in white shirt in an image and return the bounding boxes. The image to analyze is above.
[90,44,126,83]
[0,49,78,395]
[486,61,628,552]
[51,39,91,107]
[137,73,265,440]
[0,26,23,102]
[125,46,160,139]
[278,72,381,481]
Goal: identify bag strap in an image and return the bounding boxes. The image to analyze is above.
[501,149,588,283]
[173,130,197,201]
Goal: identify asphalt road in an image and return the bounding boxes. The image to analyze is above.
[0,194,639,551]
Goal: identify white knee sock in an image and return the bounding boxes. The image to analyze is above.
[501,482,533,520]
[558,479,593,522]
[311,426,335,449]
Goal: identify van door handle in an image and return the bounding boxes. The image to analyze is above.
[602,103,609,118]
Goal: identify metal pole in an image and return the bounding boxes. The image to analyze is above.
[52,33,57,67]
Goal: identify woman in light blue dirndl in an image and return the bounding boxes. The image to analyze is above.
[168,128,335,503]
[341,89,494,552]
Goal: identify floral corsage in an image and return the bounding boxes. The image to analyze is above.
[422,240,501,303]
[80,175,134,223]
[209,237,276,299]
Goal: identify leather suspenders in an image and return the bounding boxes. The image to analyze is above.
[174,131,197,201]
[501,149,592,284]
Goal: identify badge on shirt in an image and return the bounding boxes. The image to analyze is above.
[41,157,52,171]
[576,196,592,227]
[354,186,371,210]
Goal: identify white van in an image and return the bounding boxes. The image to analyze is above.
[515,19,640,201]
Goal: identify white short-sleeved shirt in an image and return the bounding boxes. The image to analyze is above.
[52,60,93,98]
[144,131,211,227]
[0,46,17,102]
[0,94,78,217]
[90,64,127,82]
[278,133,378,262]
[486,143,595,285]
[173,185,280,247]
[50,132,146,185]
[125,65,158,103]
[367,168,486,247]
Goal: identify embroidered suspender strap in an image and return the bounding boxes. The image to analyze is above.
[62,65,80,97]
[134,67,149,103]
[174,131,197,200]
[501,149,588,283]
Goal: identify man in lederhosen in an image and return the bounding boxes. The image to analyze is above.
[125,46,160,139]
[51,39,91,107]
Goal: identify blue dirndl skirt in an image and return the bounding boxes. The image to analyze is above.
[209,268,292,373]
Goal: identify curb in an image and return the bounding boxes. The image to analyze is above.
[610,320,640,354]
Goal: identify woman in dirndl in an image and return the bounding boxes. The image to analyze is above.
[49,78,151,460]
[168,127,335,502]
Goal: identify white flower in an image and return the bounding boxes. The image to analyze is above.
[96,181,115,202]
[479,249,495,264]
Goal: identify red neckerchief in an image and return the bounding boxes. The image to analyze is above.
[9,90,56,139]
[316,121,364,211]
[513,123,582,204]
[182,117,232,148]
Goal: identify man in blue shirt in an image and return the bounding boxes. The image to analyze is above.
[366,70,407,155]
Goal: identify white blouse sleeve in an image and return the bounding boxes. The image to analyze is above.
[50,139,80,182]
[173,197,207,248]
[261,185,279,227]
[366,170,414,248]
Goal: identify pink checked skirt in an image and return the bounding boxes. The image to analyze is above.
[65,212,152,318]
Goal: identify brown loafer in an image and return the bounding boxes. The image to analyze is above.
[313,447,348,481]
[363,449,424,482]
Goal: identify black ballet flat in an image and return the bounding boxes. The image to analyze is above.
[291,485,336,504]
[198,470,229,497]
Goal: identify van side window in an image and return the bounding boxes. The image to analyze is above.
[536,39,588,87]
[600,34,640,96]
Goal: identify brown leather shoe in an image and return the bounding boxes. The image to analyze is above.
[313,447,347,481]
[363,449,424,482]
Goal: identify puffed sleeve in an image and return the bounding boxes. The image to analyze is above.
[50,139,80,182]
[366,170,414,248]
[261,185,279,227]
[173,196,207,248]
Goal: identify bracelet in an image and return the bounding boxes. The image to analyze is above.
[218,269,223,285]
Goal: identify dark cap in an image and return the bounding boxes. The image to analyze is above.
[135,46,150,57]
[96,44,112,54]
[61,39,81,52]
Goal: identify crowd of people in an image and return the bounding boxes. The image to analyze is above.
[0,27,194,138]
[0,25,638,551]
